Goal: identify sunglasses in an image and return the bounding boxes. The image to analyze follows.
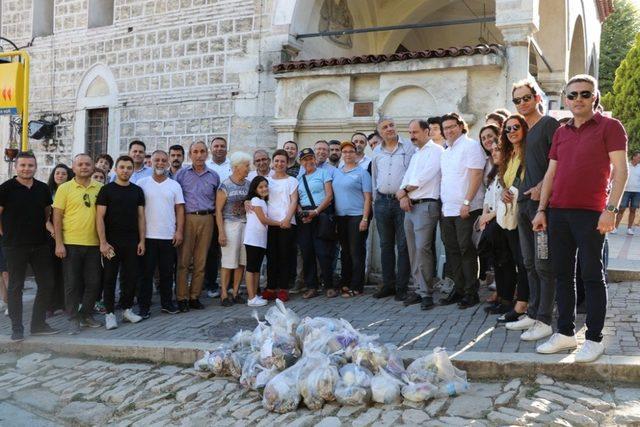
[512,94,533,105]
[504,124,522,133]
[566,90,594,101]
[83,193,91,208]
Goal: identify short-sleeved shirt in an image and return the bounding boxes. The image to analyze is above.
[267,176,298,225]
[333,166,372,216]
[244,197,268,248]
[109,165,152,184]
[440,134,487,217]
[519,115,560,201]
[175,166,220,213]
[137,177,185,240]
[549,113,627,211]
[219,178,250,222]
[96,182,145,243]
[0,178,52,247]
[298,168,332,208]
[286,162,301,178]
[206,158,232,182]
[52,179,103,246]
[625,162,640,192]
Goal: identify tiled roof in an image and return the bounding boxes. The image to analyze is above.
[273,44,504,74]
[596,0,614,22]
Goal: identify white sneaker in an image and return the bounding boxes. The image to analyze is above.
[520,320,553,341]
[105,313,118,330]
[4,308,7,316]
[0,301,6,311]
[574,340,605,363]
[627,228,634,236]
[247,296,267,307]
[611,228,618,234]
[506,315,536,331]
[536,333,578,354]
[207,290,220,298]
[122,308,142,323]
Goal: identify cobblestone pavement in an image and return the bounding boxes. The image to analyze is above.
[2,280,638,357]
[1,352,639,426]
[608,231,640,272]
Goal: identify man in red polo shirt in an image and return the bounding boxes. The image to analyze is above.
[532,74,628,362]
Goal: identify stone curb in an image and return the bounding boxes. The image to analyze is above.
[2,336,638,383]
[607,268,640,282]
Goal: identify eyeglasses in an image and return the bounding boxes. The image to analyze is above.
[512,94,533,105]
[565,90,594,101]
[504,124,522,133]
[83,193,91,207]
[342,150,356,154]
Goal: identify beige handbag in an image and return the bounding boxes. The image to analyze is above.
[497,186,519,230]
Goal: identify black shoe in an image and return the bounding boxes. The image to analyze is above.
[403,292,422,306]
[373,288,396,299]
[421,296,435,310]
[440,291,464,305]
[394,292,408,302]
[233,294,246,304]
[484,302,500,313]
[138,311,151,320]
[497,309,525,323]
[458,295,479,309]
[487,303,512,315]
[11,331,24,342]
[178,300,190,313]
[189,299,205,310]
[31,323,60,336]
[80,314,103,328]
[221,297,233,307]
[161,303,179,314]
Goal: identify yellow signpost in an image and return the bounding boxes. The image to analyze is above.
[0,51,30,152]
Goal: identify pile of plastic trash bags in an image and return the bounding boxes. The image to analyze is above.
[194,300,469,413]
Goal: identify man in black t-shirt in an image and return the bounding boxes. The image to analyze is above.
[96,155,146,330]
[0,153,58,341]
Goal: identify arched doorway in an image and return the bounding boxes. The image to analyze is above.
[568,16,586,77]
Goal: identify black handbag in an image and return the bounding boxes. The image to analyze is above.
[301,174,338,240]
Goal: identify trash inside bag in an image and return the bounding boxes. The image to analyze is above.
[334,381,371,406]
[265,299,300,335]
[239,352,262,390]
[352,342,389,373]
[406,353,438,383]
[371,368,404,404]
[298,353,339,410]
[339,363,373,387]
[262,365,301,413]
[230,329,253,352]
[401,381,439,402]
[255,365,279,391]
[384,344,406,378]
[260,331,301,370]
[433,347,467,384]
[226,350,251,380]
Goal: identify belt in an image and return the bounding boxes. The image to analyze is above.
[376,192,397,200]
[187,210,214,215]
[410,198,440,205]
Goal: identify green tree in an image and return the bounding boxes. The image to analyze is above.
[603,33,640,152]
[599,0,640,95]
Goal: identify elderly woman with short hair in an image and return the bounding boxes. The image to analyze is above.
[215,151,252,307]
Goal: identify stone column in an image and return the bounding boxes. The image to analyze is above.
[495,0,540,107]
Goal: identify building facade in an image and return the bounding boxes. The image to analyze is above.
[0,0,611,181]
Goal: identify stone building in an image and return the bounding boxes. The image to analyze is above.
[0,0,612,181]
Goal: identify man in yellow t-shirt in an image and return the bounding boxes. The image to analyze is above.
[53,153,103,334]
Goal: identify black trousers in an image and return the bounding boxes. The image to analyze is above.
[5,244,54,333]
[548,208,607,342]
[505,227,529,302]
[139,238,176,312]
[63,245,102,318]
[102,241,141,314]
[204,222,221,292]
[483,220,517,303]
[337,216,368,292]
[297,219,335,290]
[266,226,295,290]
[48,237,65,312]
[440,210,482,297]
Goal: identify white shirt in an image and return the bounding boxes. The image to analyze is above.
[626,162,640,192]
[339,155,371,171]
[243,197,268,248]
[483,178,503,213]
[400,140,443,200]
[248,169,274,181]
[440,134,486,217]
[206,158,232,182]
[267,175,298,225]
[137,176,185,240]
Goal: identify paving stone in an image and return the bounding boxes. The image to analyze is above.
[575,396,615,411]
[614,387,640,402]
[487,410,524,426]
[495,390,516,406]
[470,382,503,398]
[231,401,262,419]
[59,401,115,425]
[0,352,18,366]
[567,403,606,422]
[535,390,574,407]
[378,409,401,425]
[446,395,491,418]
[439,416,476,425]
[402,408,429,424]
[614,402,640,424]
[554,409,598,426]
[540,384,599,401]
[315,416,341,427]
[516,397,560,414]
[157,365,183,375]
[504,379,521,392]
[320,402,340,416]
[352,408,381,426]
[535,374,554,385]
[15,353,51,372]
[176,381,213,403]
[109,363,154,372]
[12,389,59,413]
[335,405,363,418]
[560,382,603,397]
[425,398,448,417]
[45,357,86,369]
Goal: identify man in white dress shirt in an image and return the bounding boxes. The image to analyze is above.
[439,113,486,309]
[397,119,444,310]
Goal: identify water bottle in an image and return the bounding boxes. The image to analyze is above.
[535,231,549,260]
[439,380,470,397]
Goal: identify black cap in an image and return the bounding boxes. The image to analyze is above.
[299,148,315,160]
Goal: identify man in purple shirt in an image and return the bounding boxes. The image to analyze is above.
[175,141,220,312]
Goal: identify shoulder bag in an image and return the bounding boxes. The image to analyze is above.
[301,174,338,240]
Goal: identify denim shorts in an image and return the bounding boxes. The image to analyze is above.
[621,191,640,209]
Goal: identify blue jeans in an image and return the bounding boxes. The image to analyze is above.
[374,195,410,294]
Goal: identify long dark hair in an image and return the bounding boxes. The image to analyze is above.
[498,114,529,182]
[247,175,269,202]
[47,163,74,194]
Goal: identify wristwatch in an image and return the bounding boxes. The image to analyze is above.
[463,199,470,206]
[606,204,619,214]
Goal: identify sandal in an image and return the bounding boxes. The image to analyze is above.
[303,289,318,299]
[341,289,354,298]
[326,289,338,298]
[485,292,497,303]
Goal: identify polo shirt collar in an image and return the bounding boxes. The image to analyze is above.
[566,112,602,129]
[445,134,466,149]
[73,178,99,189]
[186,164,213,176]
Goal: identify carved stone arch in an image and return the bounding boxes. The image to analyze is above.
[297,90,348,120]
[379,85,439,123]
[568,15,587,77]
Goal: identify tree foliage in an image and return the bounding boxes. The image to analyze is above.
[603,33,640,153]
[599,0,640,95]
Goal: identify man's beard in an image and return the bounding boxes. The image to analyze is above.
[171,161,181,168]
[154,167,166,176]
[329,154,340,162]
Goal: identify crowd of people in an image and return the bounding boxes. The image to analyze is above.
[0,73,628,363]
